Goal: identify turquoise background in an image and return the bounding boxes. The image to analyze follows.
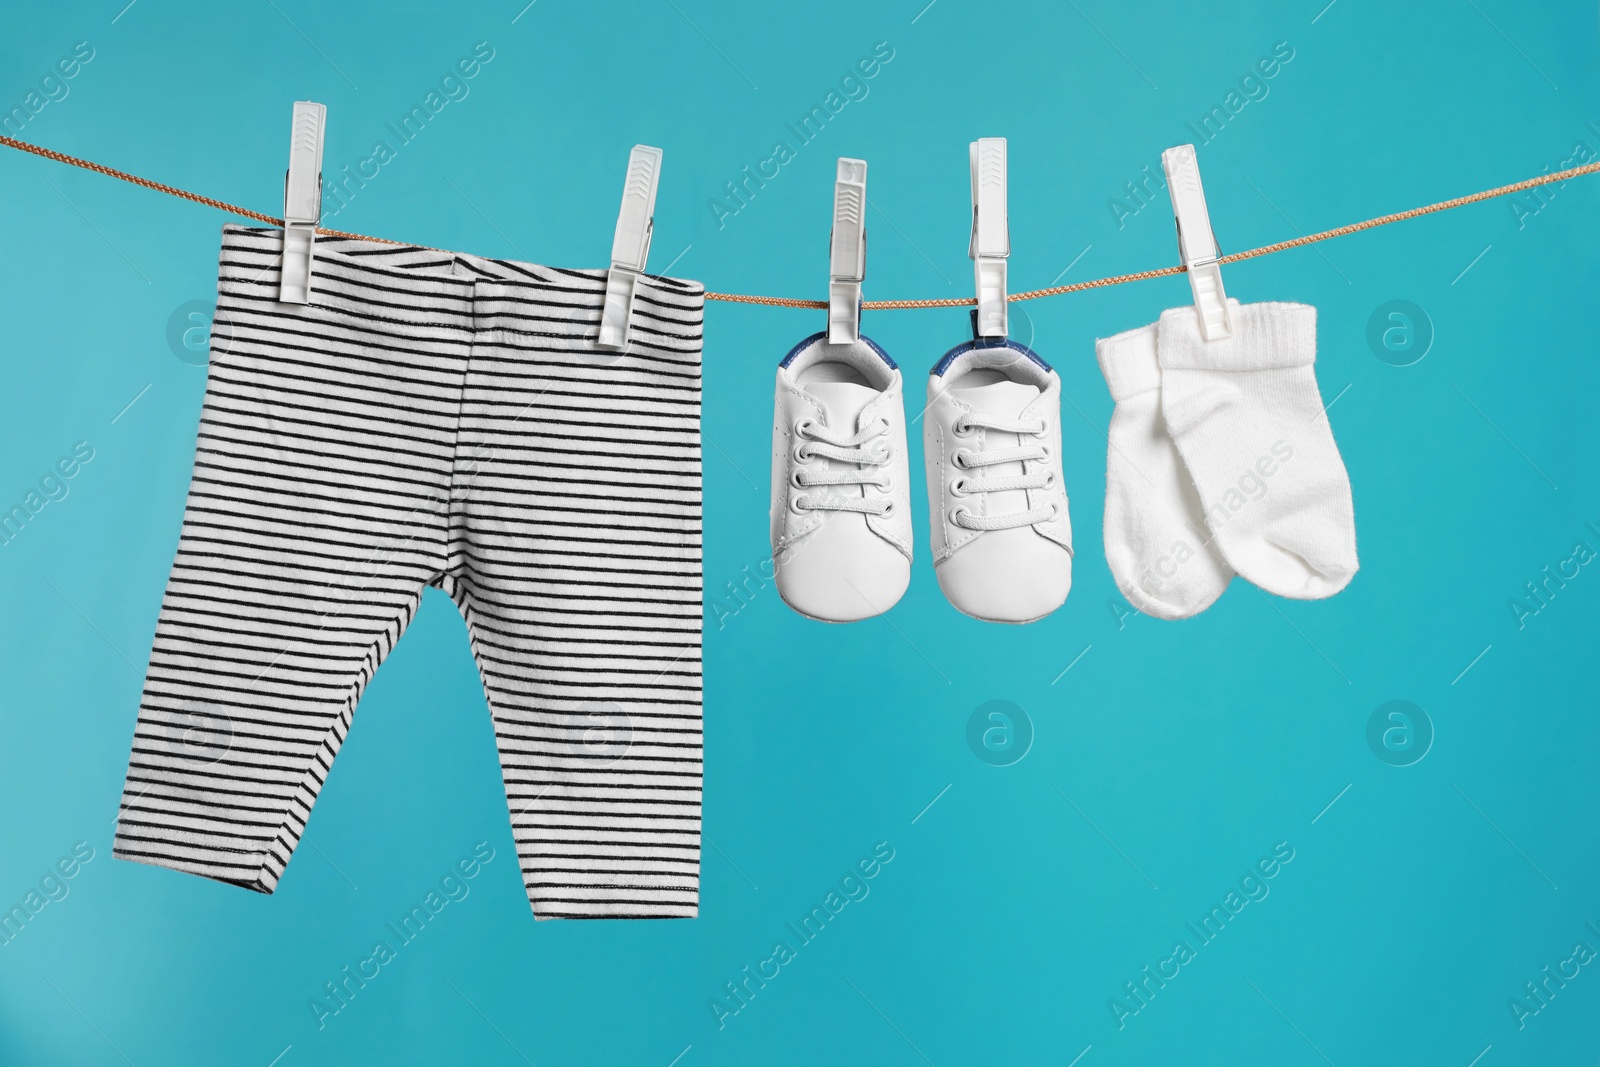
[3,0,1599,1063]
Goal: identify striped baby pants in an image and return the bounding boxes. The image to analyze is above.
[113,225,704,919]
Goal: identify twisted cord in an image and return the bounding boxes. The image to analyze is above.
[5,133,1594,307]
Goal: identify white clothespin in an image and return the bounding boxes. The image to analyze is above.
[280,101,326,305]
[1162,144,1231,341]
[968,137,1009,339]
[827,158,867,344]
[597,145,662,351]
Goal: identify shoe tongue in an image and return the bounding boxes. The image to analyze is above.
[950,378,1039,418]
[807,381,877,432]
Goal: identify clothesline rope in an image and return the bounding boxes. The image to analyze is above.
[4,133,1597,309]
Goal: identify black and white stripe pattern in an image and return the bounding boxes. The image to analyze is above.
[113,225,704,919]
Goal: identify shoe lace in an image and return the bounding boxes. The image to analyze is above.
[794,416,893,516]
[949,412,1059,532]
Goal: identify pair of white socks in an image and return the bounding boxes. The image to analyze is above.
[1096,299,1357,620]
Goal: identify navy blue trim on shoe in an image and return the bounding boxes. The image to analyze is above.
[778,331,898,369]
[930,337,1052,376]
[861,335,896,369]
[779,331,825,368]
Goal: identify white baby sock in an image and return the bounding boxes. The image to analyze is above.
[1097,323,1233,619]
[1156,299,1358,599]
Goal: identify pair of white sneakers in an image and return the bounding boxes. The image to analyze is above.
[769,332,1072,624]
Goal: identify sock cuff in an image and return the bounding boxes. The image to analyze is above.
[1095,322,1161,400]
[1157,300,1317,372]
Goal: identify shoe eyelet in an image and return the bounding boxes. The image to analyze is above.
[790,470,808,490]
[953,449,972,469]
[793,443,812,464]
[794,417,817,439]
[1038,444,1051,460]
[881,500,896,517]
[953,418,974,438]
[950,477,968,497]
[790,495,811,515]
[1043,470,1056,489]
[876,475,893,492]
[948,504,969,525]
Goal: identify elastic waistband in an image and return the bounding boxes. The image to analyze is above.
[215,225,705,357]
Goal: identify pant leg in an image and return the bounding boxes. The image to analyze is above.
[452,274,705,919]
[113,227,472,892]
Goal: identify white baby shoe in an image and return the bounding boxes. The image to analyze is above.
[771,332,912,621]
[923,339,1072,623]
